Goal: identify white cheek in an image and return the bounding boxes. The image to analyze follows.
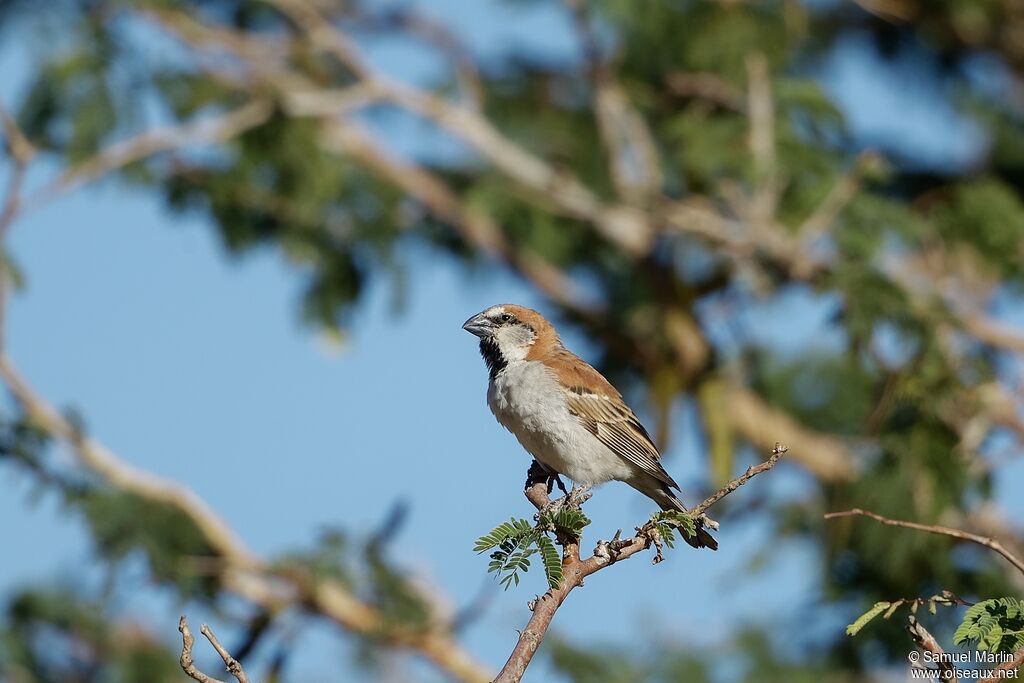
[494,326,535,361]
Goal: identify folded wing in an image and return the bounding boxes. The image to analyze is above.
[564,384,679,489]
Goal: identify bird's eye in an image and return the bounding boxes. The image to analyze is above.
[499,313,513,324]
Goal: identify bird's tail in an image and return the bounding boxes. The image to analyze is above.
[650,487,718,551]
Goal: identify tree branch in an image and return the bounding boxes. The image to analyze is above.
[0,354,492,682]
[23,100,273,212]
[745,52,778,223]
[993,647,1024,675]
[906,615,959,682]
[179,616,250,683]
[824,508,1024,576]
[494,444,787,683]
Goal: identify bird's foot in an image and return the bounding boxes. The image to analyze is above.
[536,496,566,522]
[524,460,568,496]
[567,484,592,508]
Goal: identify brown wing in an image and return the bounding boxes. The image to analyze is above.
[543,348,678,489]
[565,387,678,488]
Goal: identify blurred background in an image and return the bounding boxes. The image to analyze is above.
[1,0,1023,681]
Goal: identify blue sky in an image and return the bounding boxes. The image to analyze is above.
[2,2,1022,681]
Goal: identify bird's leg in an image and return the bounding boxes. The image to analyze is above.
[524,460,568,496]
[524,460,549,491]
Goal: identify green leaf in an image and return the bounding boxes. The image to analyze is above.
[541,506,592,538]
[537,535,563,590]
[846,602,891,636]
[474,518,533,553]
[954,598,1024,653]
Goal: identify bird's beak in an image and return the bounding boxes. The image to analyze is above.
[462,312,493,338]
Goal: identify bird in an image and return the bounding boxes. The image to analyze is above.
[462,303,717,550]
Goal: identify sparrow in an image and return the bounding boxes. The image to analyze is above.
[463,304,717,550]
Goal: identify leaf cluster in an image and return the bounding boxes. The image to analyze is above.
[649,510,697,549]
[953,598,1024,654]
[845,593,959,636]
[475,506,593,590]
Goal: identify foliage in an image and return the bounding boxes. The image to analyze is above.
[3,0,1024,678]
[954,598,1024,654]
[845,593,959,636]
[0,587,182,683]
[475,506,593,590]
[649,509,697,548]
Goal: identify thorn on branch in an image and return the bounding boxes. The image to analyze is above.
[179,616,251,683]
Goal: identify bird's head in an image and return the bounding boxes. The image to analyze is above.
[462,304,557,376]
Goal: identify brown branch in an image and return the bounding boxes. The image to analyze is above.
[250,0,654,254]
[354,6,483,108]
[1,354,491,682]
[824,508,1024,576]
[565,0,661,202]
[906,615,959,682]
[316,118,594,314]
[993,647,1024,675]
[745,52,778,223]
[0,102,35,351]
[179,616,250,683]
[693,442,787,516]
[494,444,787,683]
[22,100,273,212]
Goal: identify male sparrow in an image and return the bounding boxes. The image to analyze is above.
[463,304,717,550]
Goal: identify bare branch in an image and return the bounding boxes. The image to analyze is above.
[693,442,787,516]
[993,647,1024,675]
[201,622,251,683]
[824,508,1024,576]
[23,100,273,212]
[179,616,230,683]
[566,0,662,202]
[179,616,250,683]
[0,101,35,350]
[0,103,35,166]
[906,615,959,682]
[355,6,483,108]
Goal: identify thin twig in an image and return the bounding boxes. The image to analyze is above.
[179,616,231,683]
[824,508,1024,576]
[201,623,251,683]
[179,616,250,683]
[693,442,787,516]
[22,100,273,212]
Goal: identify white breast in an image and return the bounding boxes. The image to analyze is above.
[487,360,632,486]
